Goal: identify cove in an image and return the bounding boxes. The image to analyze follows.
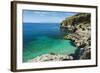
[23,23,78,62]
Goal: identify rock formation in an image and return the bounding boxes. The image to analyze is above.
[61,13,91,59]
[28,53,73,62]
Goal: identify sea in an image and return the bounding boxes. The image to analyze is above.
[23,23,77,62]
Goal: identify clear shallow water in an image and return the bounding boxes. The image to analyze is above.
[23,23,77,62]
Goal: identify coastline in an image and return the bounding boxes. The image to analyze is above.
[60,13,91,60]
[27,13,91,62]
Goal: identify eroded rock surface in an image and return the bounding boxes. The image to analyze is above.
[28,53,73,62]
[61,13,91,59]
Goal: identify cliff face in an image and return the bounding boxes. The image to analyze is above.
[60,13,91,33]
[61,13,91,59]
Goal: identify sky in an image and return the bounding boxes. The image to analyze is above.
[23,10,77,23]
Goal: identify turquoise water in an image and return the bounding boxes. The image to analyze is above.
[23,36,77,62]
[23,23,78,62]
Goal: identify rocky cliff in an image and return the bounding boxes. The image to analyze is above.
[61,13,91,59]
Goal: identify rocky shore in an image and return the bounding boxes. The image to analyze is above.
[28,13,91,62]
[28,53,73,62]
[61,13,91,59]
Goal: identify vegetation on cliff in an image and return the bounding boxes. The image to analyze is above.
[61,13,91,26]
[61,13,91,32]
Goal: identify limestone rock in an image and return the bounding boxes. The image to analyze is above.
[28,53,73,62]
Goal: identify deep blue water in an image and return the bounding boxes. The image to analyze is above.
[23,23,64,47]
[23,23,77,62]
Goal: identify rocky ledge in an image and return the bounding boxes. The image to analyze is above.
[28,53,73,62]
[61,13,91,59]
